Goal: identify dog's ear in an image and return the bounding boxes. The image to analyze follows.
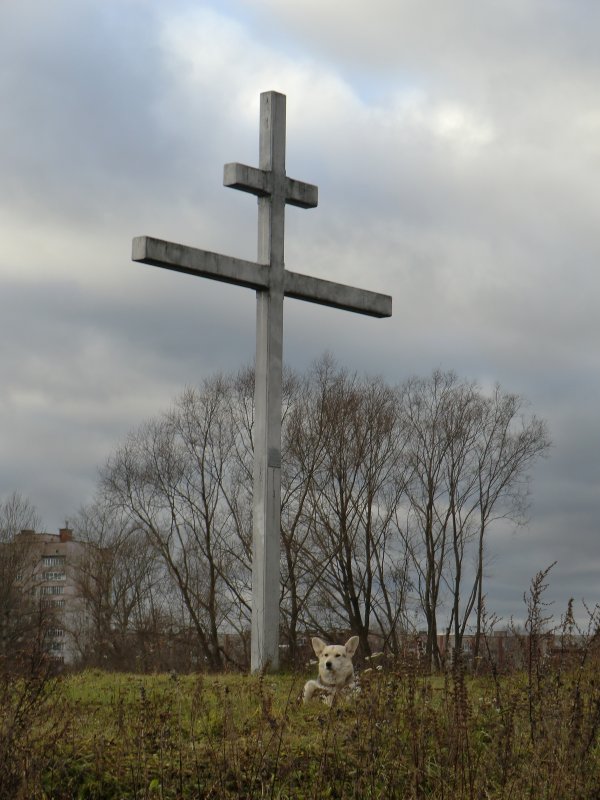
[311,637,327,657]
[344,636,360,657]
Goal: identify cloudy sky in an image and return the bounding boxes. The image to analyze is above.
[1,0,599,626]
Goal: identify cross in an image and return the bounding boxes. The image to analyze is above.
[132,91,392,672]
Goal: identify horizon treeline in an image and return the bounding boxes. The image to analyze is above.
[2,356,551,671]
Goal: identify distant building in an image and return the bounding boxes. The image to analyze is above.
[9,527,93,664]
[437,629,525,669]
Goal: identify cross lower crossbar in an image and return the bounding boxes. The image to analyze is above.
[132,236,270,291]
[284,270,392,318]
[133,236,392,318]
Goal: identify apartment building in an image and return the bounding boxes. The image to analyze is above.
[11,526,92,664]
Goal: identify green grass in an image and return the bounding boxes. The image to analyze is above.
[2,658,600,799]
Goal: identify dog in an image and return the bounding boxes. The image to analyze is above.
[303,635,360,705]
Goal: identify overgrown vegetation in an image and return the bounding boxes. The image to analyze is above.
[2,655,599,798]
[2,578,599,799]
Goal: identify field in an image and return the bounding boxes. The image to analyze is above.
[1,649,600,800]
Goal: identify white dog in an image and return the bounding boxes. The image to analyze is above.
[303,636,360,705]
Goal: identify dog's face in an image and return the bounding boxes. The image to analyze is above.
[311,636,359,687]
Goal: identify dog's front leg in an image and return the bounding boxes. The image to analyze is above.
[303,679,320,704]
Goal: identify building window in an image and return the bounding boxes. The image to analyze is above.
[42,556,66,567]
[41,599,66,608]
[40,585,64,596]
[42,571,66,582]
[45,629,64,638]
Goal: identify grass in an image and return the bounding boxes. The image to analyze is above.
[2,571,600,799]
[1,653,600,800]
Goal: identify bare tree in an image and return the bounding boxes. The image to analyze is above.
[280,365,331,661]
[397,371,456,668]
[102,377,248,670]
[0,492,43,662]
[298,357,408,656]
[0,492,40,539]
[397,371,550,668]
[72,501,167,669]
[470,387,550,659]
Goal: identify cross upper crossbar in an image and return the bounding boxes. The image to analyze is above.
[224,163,318,209]
[132,91,391,673]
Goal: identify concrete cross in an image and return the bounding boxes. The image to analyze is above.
[132,91,392,672]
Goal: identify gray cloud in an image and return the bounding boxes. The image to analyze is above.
[1,0,599,622]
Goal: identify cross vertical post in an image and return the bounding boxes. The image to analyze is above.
[252,93,286,671]
[132,90,392,673]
